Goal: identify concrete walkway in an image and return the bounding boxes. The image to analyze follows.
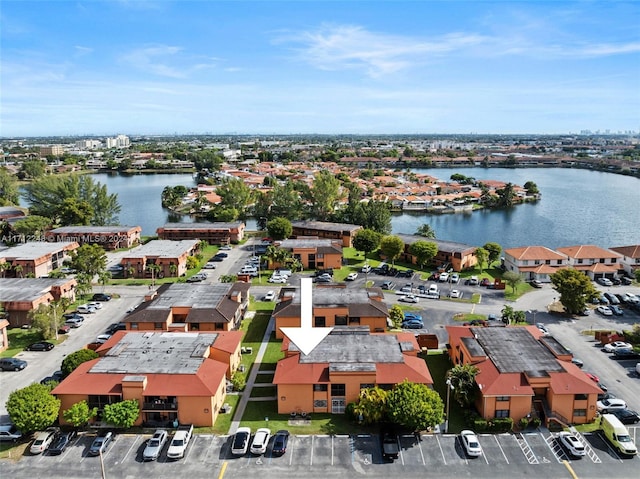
[228,315,275,434]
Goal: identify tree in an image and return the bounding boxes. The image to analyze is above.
[524,181,539,195]
[6,383,61,434]
[20,159,47,179]
[29,303,64,340]
[12,215,51,241]
[61,349,99,377]
[59,197,94,226]
[74,272,93,297]
[409,240,438,269]
[483,242,502,266]
[352,387,388,425]
[23,175,120,225]
[0,167,19,205]
[415,224,436,239]
[386,380,444,432]
[502,271,523,293]
[550,268,599,315]
[270,181,305,220]
[103,399,140,429]
[63,400,97,429]
[352,229,381,257]
[266,217,293,241]
[388,305,404,329]
[500,305,525,325]
[306,170,343,220]
[475,247,488,273]
[216,177,253,218]
[379,235,405,266]
[495,182,516,207]
[446,364,479,408]
[68,243,107,277]
[351,200,392,234]
[146,263,161,287]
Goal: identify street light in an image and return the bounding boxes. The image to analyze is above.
[527,310,537,324]
[445,377,454,433]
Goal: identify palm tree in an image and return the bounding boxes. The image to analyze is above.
[169,264,178,277]
[98,270,111,292]
[352,387,388,425]
[13,264,23,278]
[146,263,162,288]
[447,364,479,408]
[416,224,436,239]
[0,262,10,278]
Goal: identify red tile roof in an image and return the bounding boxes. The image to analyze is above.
[557,245,623,259]
[505,246,568,261]
[610,245,640,259]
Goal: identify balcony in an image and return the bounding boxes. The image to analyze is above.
[142,401,178,411]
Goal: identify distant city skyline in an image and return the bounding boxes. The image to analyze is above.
[1,1,639,137]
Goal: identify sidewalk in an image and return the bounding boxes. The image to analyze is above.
[228,315,275,434]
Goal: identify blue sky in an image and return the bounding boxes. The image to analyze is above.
[1,0,639,136]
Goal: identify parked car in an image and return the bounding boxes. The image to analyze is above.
[603,341,633,353]
[438,272,449,283]
[96,334,112,344]
[0,424,23,442]
[346,272,358,281]
[399,294,419,303]
[64,317,84,328]
[262,291,276,301]
[400,284,413,293]
[531,279,543,288]
[77,304,96,314]
[271,430,289,456]
[203,262,217,269]
[143,429,168,461]
[269,275,287,284]
[557,431,586,457]
[231,427,251,456]
[448,290,463,299]
[536,323,550,336]
[314,276,332,283]
[166,424,193,460]
[88,430,113,456]
[381,432,399,461]
[105,322,126,335]
[584,372,600,383]
[381,281,395,290]
[604,292,620,304]
[186,274,205,283]
[0,358,27,371]
[450,273,460,284]
[361,264,372,273]
[250,427,271,455]
[460,430,482,457]
[613,348,640,359]
[611,409,640,425]
[220,245,232,250]
[597,277,613,286]
[571,357,584,368]
[597,398,627,413]
[40,370,64,384]
[467,276,479,285]
[58,324,71,334]
[48,430,78,455]
[596,305,613,316]
[609,305,624,316]
[26,341,55,352]
[92,293,112,302]
[30,427,59,454]
[402,319,424,329]
[215,252,228,258]
[403,312,423,322]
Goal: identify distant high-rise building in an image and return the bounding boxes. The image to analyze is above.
[75,139,102,149]
[106,134,130,148]
[40,145,64,156]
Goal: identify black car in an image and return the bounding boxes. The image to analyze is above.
[0,358,27,371]
[48,430,78,455]
[92,293,112,302]
[105,322,126,335]
[214,252,228,258]
[612,348,640,359]
[612,409,640,424]
[40,370,64,384]
[63,313,84,321]
[271,429,290,456]
[26,341,55,352]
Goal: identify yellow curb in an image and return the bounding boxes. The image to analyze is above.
[562,459,579,479]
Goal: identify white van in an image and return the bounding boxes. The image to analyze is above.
[600,413,637,456]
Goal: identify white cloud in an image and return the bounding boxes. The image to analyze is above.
[121,45,187,78]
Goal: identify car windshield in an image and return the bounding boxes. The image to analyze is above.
[233,434,247,448]
[172,439,184,446]
[149,439,159,447]
[618,434,632,443]
[468,441,479,448]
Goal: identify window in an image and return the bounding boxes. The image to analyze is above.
[314,400,327,408]
[573,409,587,417]
[315,316,326,327]
[335,315,347,326]
[154,322,163,330]
[349,316,361,324]
[317,253,324,259]
[360,383,374,390]
[313,384,328,392]
[496,396,510,402]
[574,393,588,401]
[577,259,583,264]
[130,323,138,330]
[331,384,346,396]
[191,323,200,331]
[215,322,224,330]
[545,260,551,265]
[495,410,510,418]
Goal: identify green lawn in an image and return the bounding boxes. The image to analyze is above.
[254,373,274,383]
[1,328,67,358]
[259,334,284,370]
[425,351,467,433]
[205,393,241,435]
[250,386,277,398]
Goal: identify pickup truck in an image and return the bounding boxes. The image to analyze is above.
[166,424,193,460]
[381,432,399,461]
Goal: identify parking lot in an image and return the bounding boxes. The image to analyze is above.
[3,428,638,479]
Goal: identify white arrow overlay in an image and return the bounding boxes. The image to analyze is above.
[280,277,333,355]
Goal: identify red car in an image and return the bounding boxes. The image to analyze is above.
[585,372,600,383]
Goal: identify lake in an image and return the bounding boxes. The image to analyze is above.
[88,169,639,250]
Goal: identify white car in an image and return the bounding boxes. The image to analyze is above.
[346,272,358,281]
[449,290,463,299]
[603,341,633,353]
[88,301,103,310]
[596,305,613,316]
[399,294,419,303]
[439,272,450,282]
[361,264,372,273]
[450,273,460,283]
[231,427,251,456]
[596,398,627,413]
[77,304,96,314]
[460,430,482,457]
[203,262,217,269]
[250,427,271,455]
[268,276,287,284]
[96,334,112,344]
[263,291,276,301]
[557,432,586,457]
[30,428,58,454]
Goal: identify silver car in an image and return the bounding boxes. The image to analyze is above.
[143,429,168,461]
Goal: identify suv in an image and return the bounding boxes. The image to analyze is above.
[92,293,112,302]
[231,427,251,456]
[381,281,395,290]
[30,427,59,454]
[558,432,586,457]
[0,358,27,371]
[0,424,22,442]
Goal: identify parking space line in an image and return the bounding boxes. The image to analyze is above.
[121,435,140,463]
[435,434,447,465]
[289,436,294,466]
[494,435,509,464]
[578,433,602,464]
[596,431,624,463]
[515,433,539,464]
[183,435,197,463]
[202,435,218,463]
[310,435,314,466]
[331,435,334,466]
[543,433,566,463]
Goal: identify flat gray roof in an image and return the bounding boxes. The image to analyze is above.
[297,328,404,368]
[0,241,74,260]
[49,226,139,233]
[122,239,198,259]
[145,283,232,310]
[0,278,73,302]
[160,222,243,230]
[287,286,380,307]
[396,234,476,253]
[291,220,361,233]
[90,332,218,374]
[474,327,564,374]
[279,239,338,249]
